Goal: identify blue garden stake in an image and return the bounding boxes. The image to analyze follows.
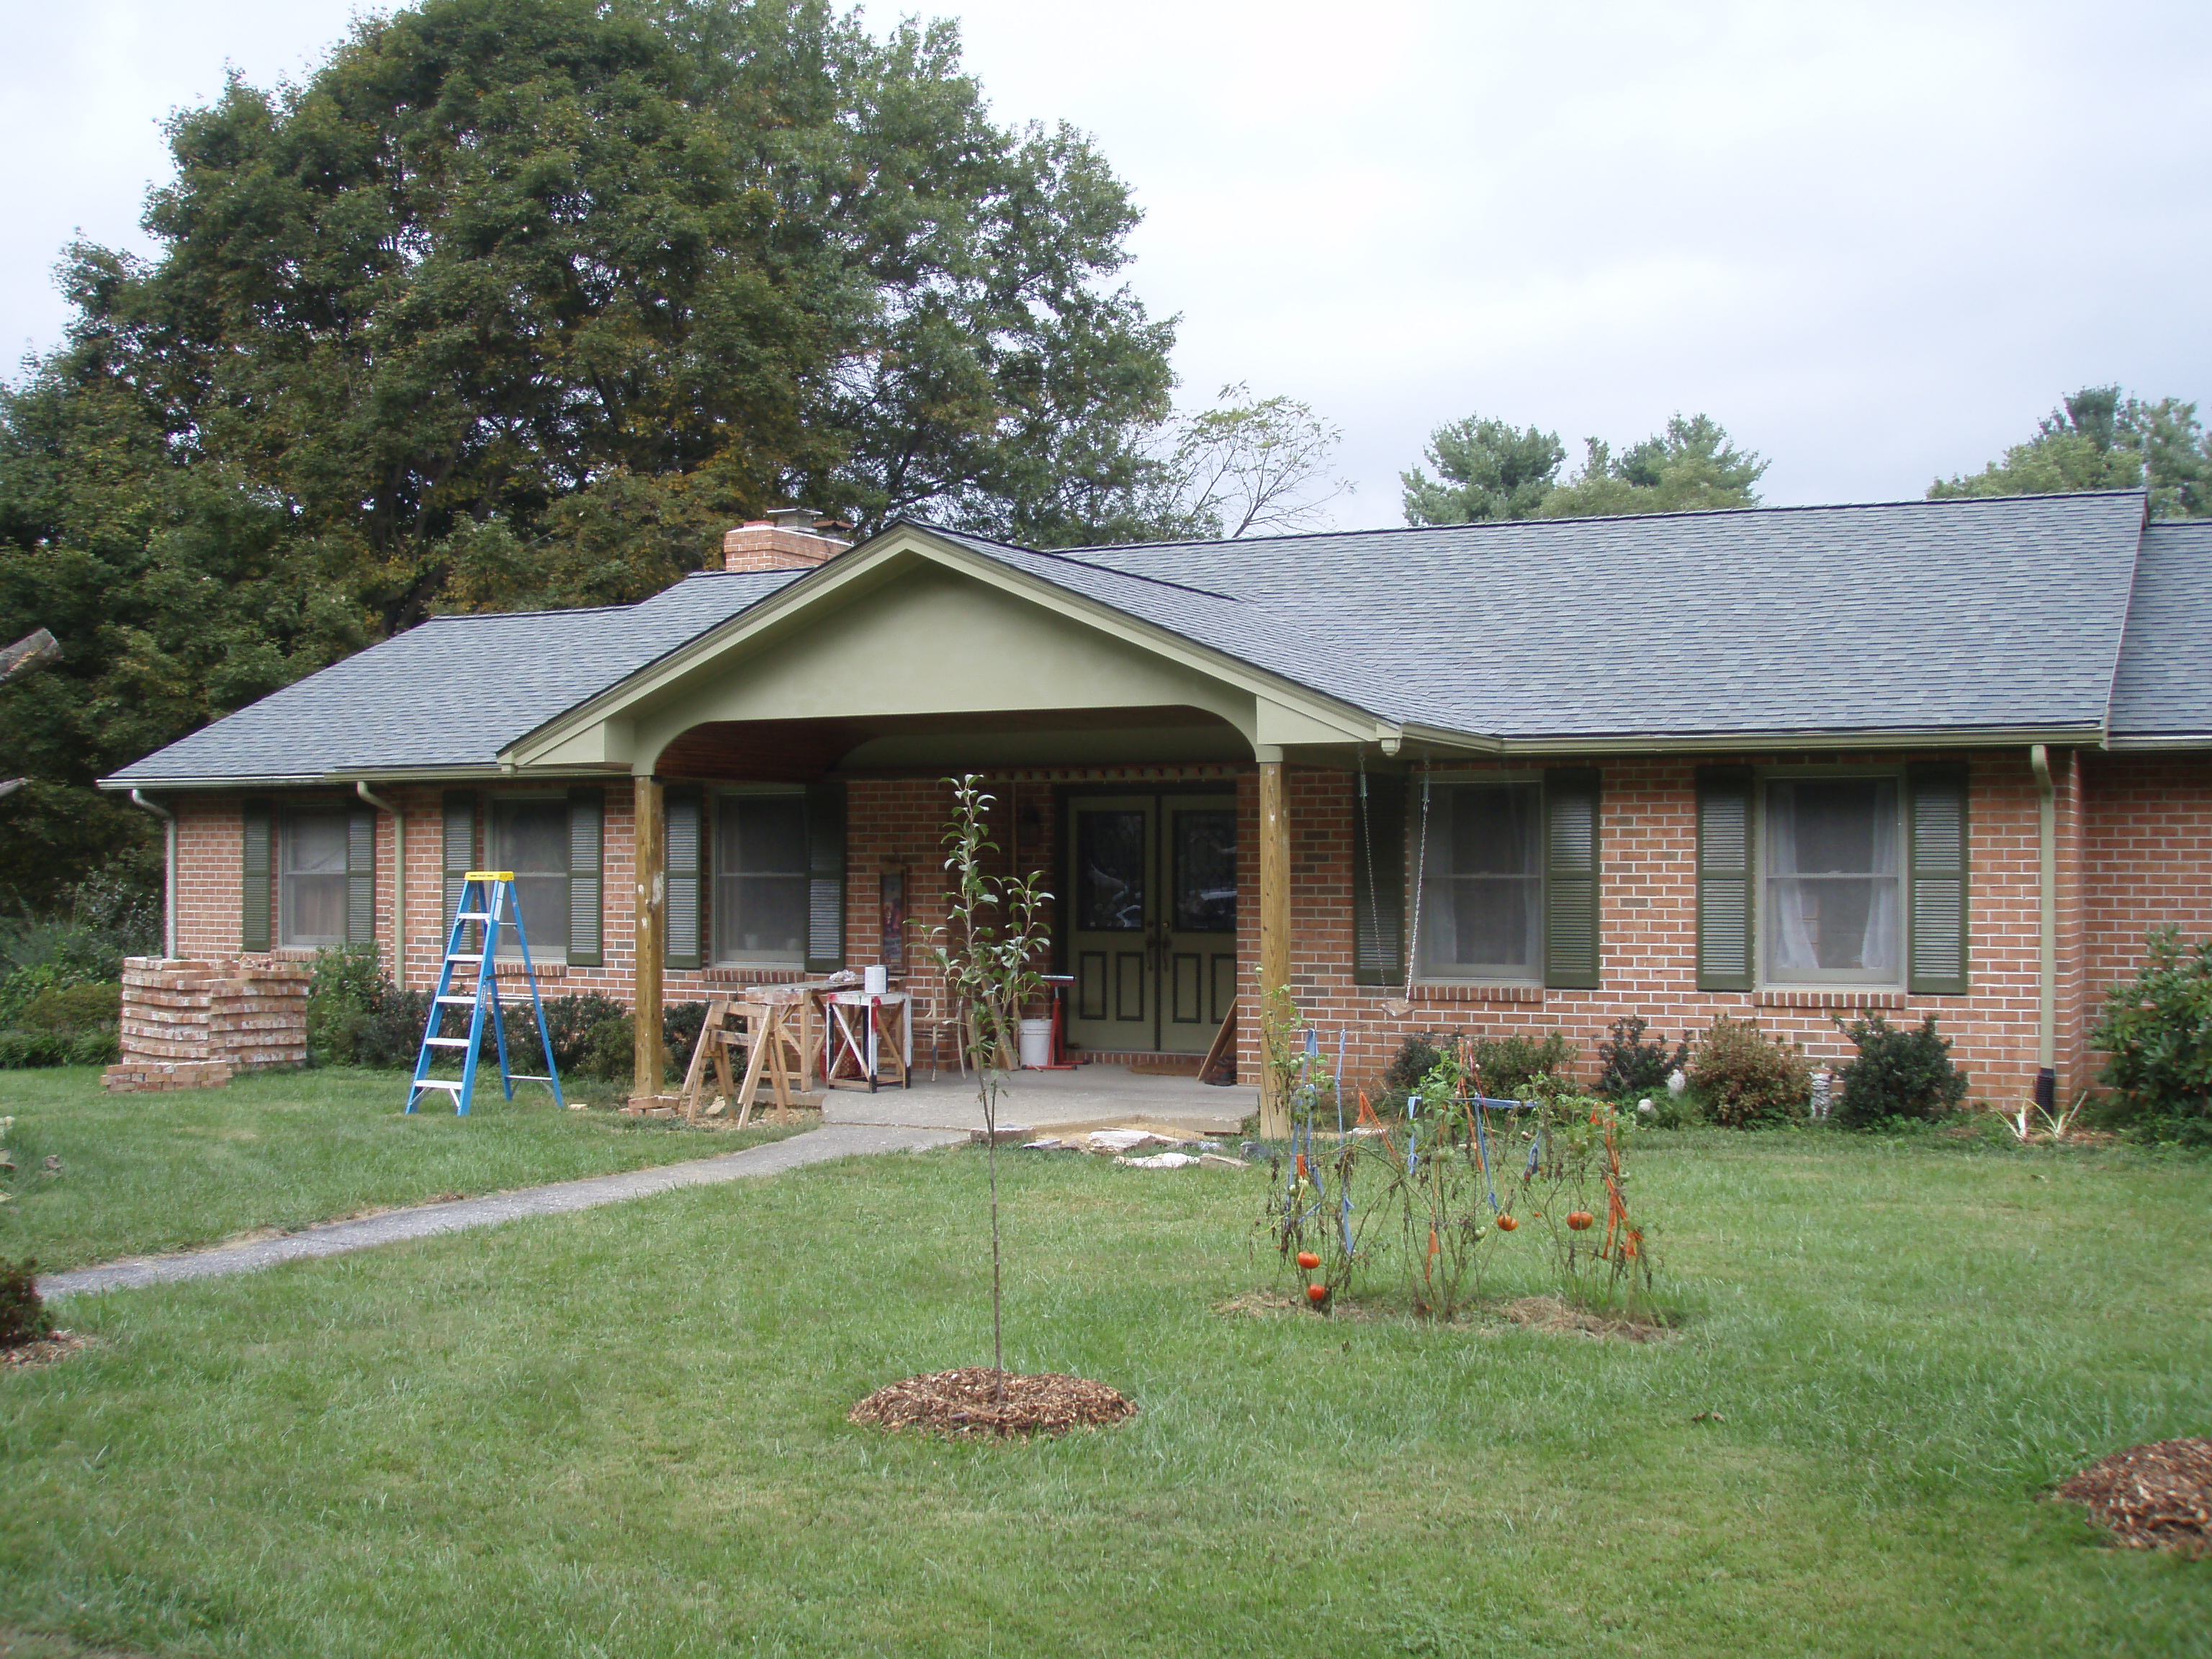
[1406,1092,1421,1175]
[1334,1029,1354,1253]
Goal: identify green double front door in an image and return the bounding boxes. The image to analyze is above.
[1064,793,1238,1055]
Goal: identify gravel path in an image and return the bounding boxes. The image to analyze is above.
[37,1123,965,1300]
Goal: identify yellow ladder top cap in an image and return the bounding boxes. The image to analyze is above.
[464,871,515,881]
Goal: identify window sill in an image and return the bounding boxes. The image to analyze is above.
[493,960,567,980]
[701,964,808,984]
[1406,982,1545,1005]
[1755,987,1904,1010]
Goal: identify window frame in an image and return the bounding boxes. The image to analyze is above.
[1407,770,1547,986]
[711,785,812,967]
[1755,765,1908,991]
[276,802,354,950]
[487,793,572,963]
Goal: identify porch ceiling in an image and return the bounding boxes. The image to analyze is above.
[657,706,1248,781]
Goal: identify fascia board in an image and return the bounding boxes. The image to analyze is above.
[502,525,1395,767]
[1475,723,2107,758]
[2105,733,2212,750]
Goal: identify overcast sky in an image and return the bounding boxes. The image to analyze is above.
[4,0,2208,530]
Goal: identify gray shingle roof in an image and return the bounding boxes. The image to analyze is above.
[108,490,2193,789]
[107,570,800,786]
[2109,519,2212,738]
[932,490,2149,739]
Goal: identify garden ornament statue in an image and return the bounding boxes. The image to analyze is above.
[1666,1067,1689,1098]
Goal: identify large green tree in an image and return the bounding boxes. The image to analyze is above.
[1401,410,1763,525]
[0,0,1181,903]
[1930,386,2211,517]
[1401,414,1565,525]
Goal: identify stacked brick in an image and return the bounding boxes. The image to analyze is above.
[104,956,312,1092]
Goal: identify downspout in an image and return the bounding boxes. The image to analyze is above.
[128,789,176,960]
[2029,745,2056,1110]
[356,782,404,990]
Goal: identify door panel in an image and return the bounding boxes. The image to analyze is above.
[1065,792,1238,1055]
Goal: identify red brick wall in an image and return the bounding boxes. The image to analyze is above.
[2082,752,2212,1035]
[163,747,2212,1107]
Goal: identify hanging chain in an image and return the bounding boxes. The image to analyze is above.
[1403,765,1432,1002]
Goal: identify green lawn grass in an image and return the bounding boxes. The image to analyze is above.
[0,1067,798,1271]
[1,1130,2208,1657]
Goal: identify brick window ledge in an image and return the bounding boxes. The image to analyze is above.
[493,960,567,981]
[701,965,810,985]
[1406,982,1545,1006]
[1755,988,1905,1010]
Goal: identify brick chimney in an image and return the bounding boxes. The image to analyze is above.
[721,508,854,573]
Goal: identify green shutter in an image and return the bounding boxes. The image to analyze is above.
[1352,773,1406,986]
[1907,763,1969,995]
[1696,767,1755,992]
[1544,768,1601,989]
[804,781,847,974]
[664,787,703,971]
[442,791,477,950]
[567,788,604,968]
[241,799,273,952]
[346,805,377,948]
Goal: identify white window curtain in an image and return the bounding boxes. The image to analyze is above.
[1766,779,1899,981]
[279,811,350,948]
[1417,783,1542,979]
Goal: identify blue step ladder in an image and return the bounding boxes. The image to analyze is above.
[408,871,565,1115]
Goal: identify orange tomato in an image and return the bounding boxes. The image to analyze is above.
[1306,1283,1328,1303]
[1297,1251,1321,1270]
[1496,1215,1519,1232]
[1568,1210,1595,1231]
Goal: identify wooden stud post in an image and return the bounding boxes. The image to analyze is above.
[634,775,665,1101]
[1258,757,1292,1139]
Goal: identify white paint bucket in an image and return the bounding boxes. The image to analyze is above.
[863,964,889,994]
[1018,1018,1053,1069]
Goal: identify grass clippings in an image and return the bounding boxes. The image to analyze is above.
[1499,1294,1673,1343]
[2056,1437,2212,1556]
[848,1368,1137,1439]
[0,1331,92,1372]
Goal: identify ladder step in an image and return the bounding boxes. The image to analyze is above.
[412,1079,464,1093]
[453,911,493,922]
[438,994,533,1005]
[446,954,483,963]
[508,1073,554,1083]
[424,1037,472,1048]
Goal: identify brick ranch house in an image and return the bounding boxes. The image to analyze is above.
[104,492,2212,1118]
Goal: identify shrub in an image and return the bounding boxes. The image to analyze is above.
[1596,1015,1689,1097]
[2090,926,2212,1132]
[1470,1033,1577,1099]
[1690,1016,1811,1127]
[0,1031,73,1069]
[1833,1014,1968,1128]
[305,945,387,1066]
[1,1257,52,1349]
[507,993,631,1081]
[17,982,122,1033]
[1382,1033,1452,1100]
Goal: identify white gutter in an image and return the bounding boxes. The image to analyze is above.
[2029,745,2058,1104]
[354,782,405,991]
[128,789,176,959]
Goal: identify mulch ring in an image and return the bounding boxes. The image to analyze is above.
[848,1369,1138,1439]
[1,1330,94,1372]
[2055,1438,2212,1556]
[1499,1295,1672,1343]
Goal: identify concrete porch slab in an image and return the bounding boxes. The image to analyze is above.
[817,1064,1254,1138]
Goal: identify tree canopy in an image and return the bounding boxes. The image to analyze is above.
[1930,386,2211,518]
[0,0,1188,903]
[1401,410,1764,525]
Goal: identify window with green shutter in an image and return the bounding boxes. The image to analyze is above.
[664,787,704,971]
[1907,763,1969,994]
[567,788,604,967]
[1696,768,1755,991]
[804,781,847,974]
[241,799,274,951]
[1543,768,1601,989]
[1352,772,1406,986]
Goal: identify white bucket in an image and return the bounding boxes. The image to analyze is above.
[862,964,889,994]
[1018,1017,1053,1069]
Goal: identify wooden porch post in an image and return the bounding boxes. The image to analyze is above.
[1258,755,1292,1139]
[633,774,665,1100]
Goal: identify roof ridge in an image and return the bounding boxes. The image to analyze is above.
[1034,487,2152,557]
[891,518,1242,603]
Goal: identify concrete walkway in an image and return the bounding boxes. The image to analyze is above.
[37,1123,962,1300]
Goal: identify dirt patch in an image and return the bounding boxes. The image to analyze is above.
[848,1368,1137,1439]
[1213,1289,1376,1322]
[0,1330,94,1372]
[1499,1295,1672,1341]
[2056,1438,2212,1555]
